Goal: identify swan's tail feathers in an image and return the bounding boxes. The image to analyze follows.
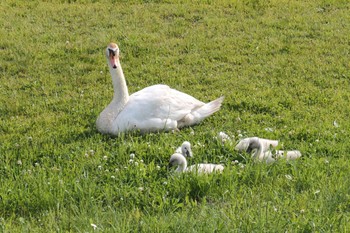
[178,96,224,128]
[196,96,225,118]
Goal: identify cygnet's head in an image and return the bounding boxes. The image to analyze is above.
[235,137,261,152]
[169,153,186,167]
[181,141,193,158]
[106,43,119,69]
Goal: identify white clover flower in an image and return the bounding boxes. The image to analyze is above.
[97,165,102,170]
[111,176,115,179]
[129,159,134,164]
[130,153,135,159]
[300,209,305,213]
[27,136,33,141]
[134,162,139,166]
[285,174,293,180]
[140,159,144,163]
[17,160,22,165]
[103,156,108,160]
[156,165,161,170]
[218,131,231,143]
[163,181,167,185]
[115,168,119,172]
[91,223,97,230]
[273,206,278,212]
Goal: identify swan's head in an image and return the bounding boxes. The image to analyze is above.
[181,141,193,158]
[106,43,120,69]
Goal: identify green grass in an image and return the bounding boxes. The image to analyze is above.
[1,0,350,232]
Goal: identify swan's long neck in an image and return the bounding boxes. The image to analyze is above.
[109,61,129,109]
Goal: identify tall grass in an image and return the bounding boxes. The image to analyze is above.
[1,0,350,232]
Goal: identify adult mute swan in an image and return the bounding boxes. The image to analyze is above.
[235,137,301,163]
[175,141,193,157]
[169,153,224,174]
[96,43,225,135]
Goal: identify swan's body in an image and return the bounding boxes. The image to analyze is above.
[235,137,301,163]
[175,141,193,157]
[169,153,224,174]
[96,43,224,135]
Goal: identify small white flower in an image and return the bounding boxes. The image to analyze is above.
[324,160,329,164]
[85,153,89,158]
[27,136,33,141]
[89,150,95,155]
[100,71,103,74]
[156,165,161,170]
[300,209,305,213]
[17,160,22,165]
[97,165,102,170]
[130,153,135,159]
[111,176,115,179]
[333,120,339,128]
[138,187,144,191]
[115,168,119,172]
[91,223,97,230]
[134,162,139,166]
[285,174,293,180]
[239,163,245,169]
[273,206,278,212]
[103,156,108,160]
[129,159,134,164]
[163,181,168,185]
[140,159,144,163]
[34,162,40,167]
[218,132,231,143]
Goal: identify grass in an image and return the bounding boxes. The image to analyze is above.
[1,0,350,232]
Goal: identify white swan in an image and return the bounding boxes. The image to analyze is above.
[96,43,225,135]
[169,153,224,174]
[175,141,193,157]
[235,137,301,163]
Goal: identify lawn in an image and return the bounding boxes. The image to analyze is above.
[1,0,350,232]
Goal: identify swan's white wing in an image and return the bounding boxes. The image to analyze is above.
[115,85,205,132]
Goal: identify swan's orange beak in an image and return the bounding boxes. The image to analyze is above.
[109,50,118,69]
